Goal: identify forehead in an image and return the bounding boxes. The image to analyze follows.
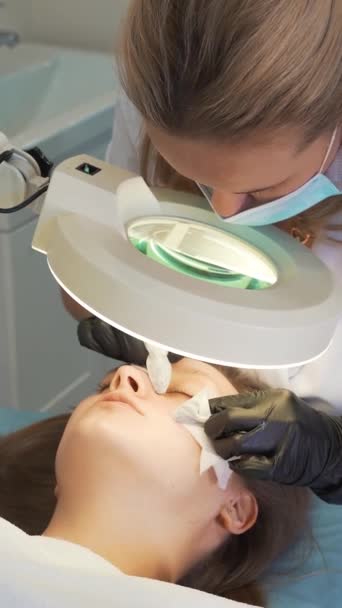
[147,124,303,191]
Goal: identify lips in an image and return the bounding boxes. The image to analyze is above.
[98,391,144,416]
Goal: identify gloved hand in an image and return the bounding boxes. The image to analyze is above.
[205,389,342,504]
[77,317,182,366]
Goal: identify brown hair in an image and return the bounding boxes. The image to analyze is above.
[0,366,310,606]
[119,0,342,241]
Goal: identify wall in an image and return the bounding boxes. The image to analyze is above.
[0,0,31,36]
[1,0,129,53]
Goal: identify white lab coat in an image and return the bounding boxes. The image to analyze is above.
[107,92,342,410]
[0,517,256,608]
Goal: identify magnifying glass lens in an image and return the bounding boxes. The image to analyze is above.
[128,217,276,290]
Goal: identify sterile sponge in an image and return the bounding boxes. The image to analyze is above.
[174,390,232,490]
[145,343,172,394]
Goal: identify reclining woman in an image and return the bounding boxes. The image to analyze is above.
[0,358,310,607]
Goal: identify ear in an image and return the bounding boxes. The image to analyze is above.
[217,489,258,535]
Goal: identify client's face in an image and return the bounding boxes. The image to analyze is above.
[57,359,236,497]
[55,359,257,574]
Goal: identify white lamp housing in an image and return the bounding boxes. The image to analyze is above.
[32,155,341,369]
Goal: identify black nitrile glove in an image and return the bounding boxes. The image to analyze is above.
[205,389,342,504]
[77,317,182,366]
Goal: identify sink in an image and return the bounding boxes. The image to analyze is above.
[0,44,57,76]
[1,58,58,136]
[0,43,119,232]
[0,43,119,156]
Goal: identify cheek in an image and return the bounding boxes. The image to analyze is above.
[107,413,203,490]
[144,422,202,489]
[56,408,206,502]
[55,413,119,491]
[55,427,85,491]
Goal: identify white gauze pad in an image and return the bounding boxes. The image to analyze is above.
[145,343,172,394]
[174,390,232,490]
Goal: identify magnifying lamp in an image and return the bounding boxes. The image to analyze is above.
[32,155,341,369]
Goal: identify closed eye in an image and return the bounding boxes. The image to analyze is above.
[97,381,110,394]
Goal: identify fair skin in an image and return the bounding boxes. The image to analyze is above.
[44,358,258,582]
[147,125,341,217]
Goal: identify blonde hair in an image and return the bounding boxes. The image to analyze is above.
[119,0,342,241]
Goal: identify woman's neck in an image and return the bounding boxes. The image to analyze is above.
[43,500,185,582]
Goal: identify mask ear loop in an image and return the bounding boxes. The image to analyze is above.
[289,126,339,247]
[319,126,339,173]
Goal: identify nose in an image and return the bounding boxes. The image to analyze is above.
[109,365,149,397]
[211,190,248,217]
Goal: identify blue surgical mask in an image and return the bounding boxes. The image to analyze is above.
[197,128,341,226]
